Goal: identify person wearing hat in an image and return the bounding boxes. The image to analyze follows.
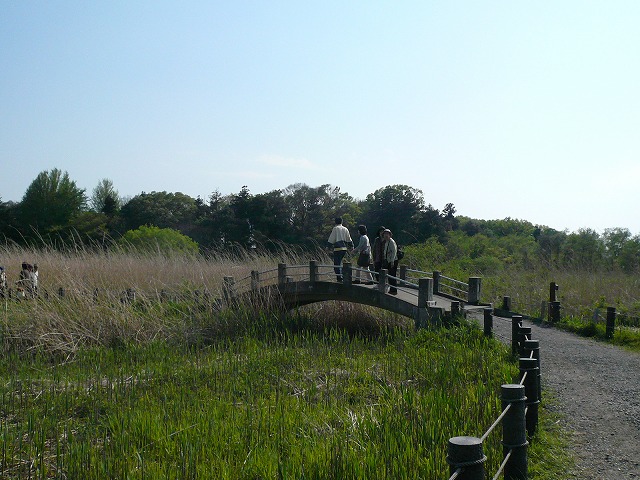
[382,229,398,294]
[327,217,354,282]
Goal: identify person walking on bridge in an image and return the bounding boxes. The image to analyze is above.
[351,225,374,284]
[327,217,353,282]
[382,229,398,294]
[371,226,386,281]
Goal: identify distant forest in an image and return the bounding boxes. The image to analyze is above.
[2,168,639,272]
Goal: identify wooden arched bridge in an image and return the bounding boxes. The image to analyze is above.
[221,261,484,326]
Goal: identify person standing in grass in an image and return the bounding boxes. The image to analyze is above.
[327,217,353,282]
[0,266,6,298]
[371,226,386,281]
[32,264,39,297]
[351,225,374,284]
[382,229,398,294]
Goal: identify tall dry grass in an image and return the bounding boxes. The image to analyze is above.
[0,243,332,355]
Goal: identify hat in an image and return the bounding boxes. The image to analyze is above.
[382,229,392,234]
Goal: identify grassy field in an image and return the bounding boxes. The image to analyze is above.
[0,246,573,478]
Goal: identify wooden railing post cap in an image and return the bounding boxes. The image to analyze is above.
[447,436,486,473]
[501,383,526,400]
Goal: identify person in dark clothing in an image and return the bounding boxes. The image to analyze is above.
[371,226,386,281]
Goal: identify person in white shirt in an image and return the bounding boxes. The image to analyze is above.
[327,217,353,282]
[382,229,398,294]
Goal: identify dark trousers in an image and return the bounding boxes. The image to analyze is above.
[385,260,399,293]
[333,250,347,281]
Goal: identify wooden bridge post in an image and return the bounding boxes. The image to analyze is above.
[432,271,440,295]
[399,265,407,282]
[278,264,287,286]
[377,269,388,293]
[468,277,481,304]
[342,262,353,286]
[416,278,434,328]
[251,271,260,291]
[418,278,433,305]
[309,260,318,284]
[223,276,236,304]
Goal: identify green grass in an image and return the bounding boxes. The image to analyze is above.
[0,321,534,479]
[554,316,640,352]
[0,244,578,478]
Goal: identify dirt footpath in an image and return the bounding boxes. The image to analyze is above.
[473,313,640,479]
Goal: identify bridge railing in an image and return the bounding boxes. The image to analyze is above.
[400,268,482,305]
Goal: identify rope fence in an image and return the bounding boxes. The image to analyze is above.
[447,312,541,479]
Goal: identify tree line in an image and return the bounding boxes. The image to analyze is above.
[1,168,639,272]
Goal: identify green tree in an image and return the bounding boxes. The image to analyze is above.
[120,191,197,232]
[90,178,121,215]
[618,236,640,273]
[19,169,87,234]
[602,228,632,266]
[284,184,359,245]
[0,199,19,241]
[192,191,234,250]
[361,185,425,245]
[561,228,605,270]
[117,225,199,255]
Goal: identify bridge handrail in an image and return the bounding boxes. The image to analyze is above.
[440,275,468,288]
[405,268,433,276]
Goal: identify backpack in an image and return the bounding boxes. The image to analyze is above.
[396,245,405,261]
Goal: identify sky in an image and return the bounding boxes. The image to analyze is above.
[2,1,640,235]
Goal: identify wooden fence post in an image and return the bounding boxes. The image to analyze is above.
[502,384,528,479]
[451,301,460,317]
[502,296,512,312]
[251,270,260,291]
[447,436,486,480]
[549,282,558,302]
[606,306,616,339]
[58,287,65,299]
[523,339,542,401]
[223,276,236,304]
[518,326,532,357]
[483,307,493,337]
[511,315,522,355]
[519,357,540,438]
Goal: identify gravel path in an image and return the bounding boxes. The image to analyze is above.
[479,313,640,479]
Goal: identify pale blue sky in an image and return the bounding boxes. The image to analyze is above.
[2,1,639,234]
